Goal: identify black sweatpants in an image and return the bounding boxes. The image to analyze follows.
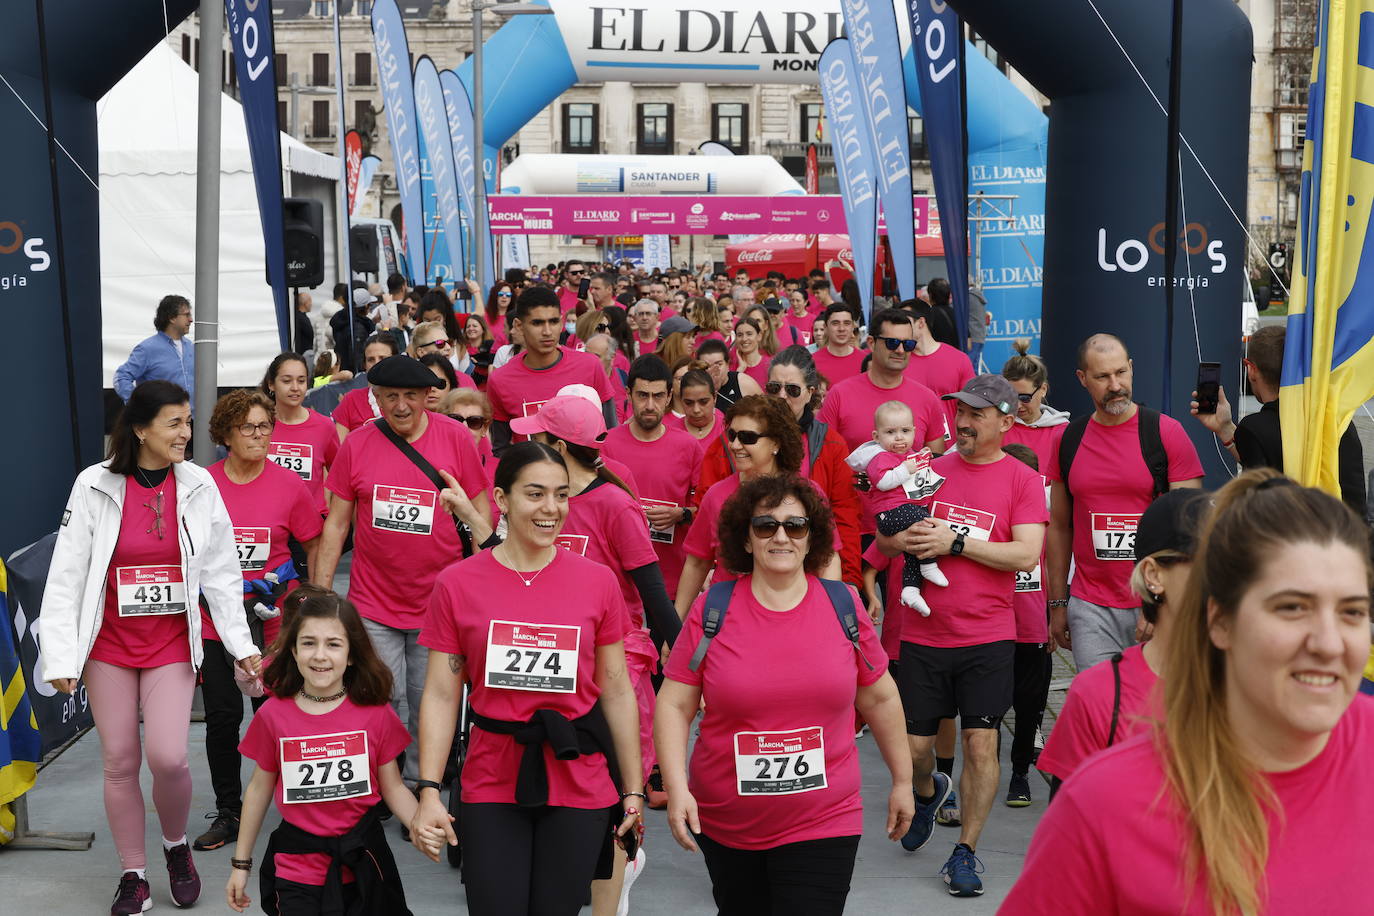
[200,638,265,813]
[272,879,358,916]
[459,802,608,916]
[1010,641,1052,775]
[697,832,861,916]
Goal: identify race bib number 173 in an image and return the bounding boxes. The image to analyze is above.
[1091,513,1140,560]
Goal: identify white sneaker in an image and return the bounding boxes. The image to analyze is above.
[901,586,932,616]
[617,847,646,916]
[920,563,949,587]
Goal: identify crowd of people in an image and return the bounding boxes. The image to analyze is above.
[54,258,1374,915]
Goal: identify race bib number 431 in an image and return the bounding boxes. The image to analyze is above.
[734,727,827,795]
[1091,513,1140,560]
[931,502,995,542]
[280,730,371,804]
[485,621,580,693]
[116,566,187,617]
[372,485,436,535]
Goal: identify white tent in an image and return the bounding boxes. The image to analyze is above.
[99,44,341,386]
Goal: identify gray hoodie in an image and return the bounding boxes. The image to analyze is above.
[1015,403,1071,428]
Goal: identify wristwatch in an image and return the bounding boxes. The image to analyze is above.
[415,779,445,795]
[949,531,966,556]
[678,506,694,525]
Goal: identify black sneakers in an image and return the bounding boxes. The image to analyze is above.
[192,809,240,851]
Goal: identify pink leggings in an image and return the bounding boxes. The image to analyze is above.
[83,660,197,870]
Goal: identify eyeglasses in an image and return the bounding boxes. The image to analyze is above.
[595,323,609,333]
[448,413,489,430]
[237,422,274,437]
[1016,392,1036,403]
[875,336,918,352]
[749,515,811,540]
[726,428,768,446]
[420,338,451,350]
[766,381,805,399]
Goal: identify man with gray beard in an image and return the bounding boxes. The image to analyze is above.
[1044,334,1204,669]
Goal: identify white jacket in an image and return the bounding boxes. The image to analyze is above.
[40,460,260,680]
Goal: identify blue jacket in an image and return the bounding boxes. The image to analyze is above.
[113,332,195,401]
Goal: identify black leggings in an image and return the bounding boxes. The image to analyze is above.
[875,502,932,589]
[200,638,265,813]
[1010,641,1052,775]
[459,802,608,916]
[698,832,860,916]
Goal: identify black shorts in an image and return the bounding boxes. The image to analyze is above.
[897,640,1015,736]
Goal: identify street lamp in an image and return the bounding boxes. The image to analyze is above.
[471,0,552,295]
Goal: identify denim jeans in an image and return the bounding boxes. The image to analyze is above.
[361,617,427,786]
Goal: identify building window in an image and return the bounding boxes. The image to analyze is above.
[314,0,331,16]
[226,51,237,88]
[278,100,289,131]
[968,29,1006,73]
[311,52,330,87]
[712,102,748,153]
[275,53,288,84]
[908,112,927,160]
[636,102,673,155]
[181,34,191,65]
[800,102,823,144]
[354,99,372,131]
[357,0,373,15]
[562,103,598,153]
[312,99,332,138]
[354,52,372,86]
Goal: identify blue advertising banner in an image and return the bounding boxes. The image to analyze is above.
[371,0,426,281]
[440,68,478,279]
[415,57,466,281]
[908,0,970,345]
[224,0,289,350]
[417,131,456,285]
[819,39,879,320]
[842,0,917,301]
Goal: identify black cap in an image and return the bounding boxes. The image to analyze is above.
[1134,488,1210,562]
[762,296,786,312]
[658,315,699,338]
[367,355,439,389]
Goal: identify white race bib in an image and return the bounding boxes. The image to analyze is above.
[115,566,187,617]
[931,501,995,542]
[640,497,677,545]
[279,730,371,804]
[234,527,270,571]
[734,727,827,795]
[1016,563,1042,593]
[485,621,580,693]
[1090,513,1140,560]
[372,485,435,535]
[267,442,314,481]
[520,398,552,419]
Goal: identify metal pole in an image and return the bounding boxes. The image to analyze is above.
[472,2,489,295]
[333,0,353,294]
[1161,0,1186,415]
[193,0,224,463]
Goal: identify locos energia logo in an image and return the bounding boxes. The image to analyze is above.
[0,219,51,292]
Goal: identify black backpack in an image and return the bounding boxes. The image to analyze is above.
[1056,407,1170,506]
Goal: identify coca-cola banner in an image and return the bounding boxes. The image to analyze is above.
[486,195,928,237]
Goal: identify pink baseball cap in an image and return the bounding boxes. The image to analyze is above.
[510,395,607,447]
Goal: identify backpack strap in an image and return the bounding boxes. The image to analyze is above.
[1106,652,1125,747]
[1135,407,1170,501]
[806,419,829,476]
[373,418,473,557]
[819,578,876,671]
[688,580,737,672]
[1056,414,1092,509]
[720,431,736,475]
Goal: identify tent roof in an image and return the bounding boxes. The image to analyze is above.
[98,43,337,180]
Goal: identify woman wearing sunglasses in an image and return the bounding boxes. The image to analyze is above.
[674,396,844,620]
[656,475,914,914]
[483,281,515,345]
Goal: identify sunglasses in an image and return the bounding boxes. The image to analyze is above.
[448,413,488,429]
[421,338,451,350]
[497,291,512,298]
[766,381,805,399]
[749,515,811,539]
[875,336,918,352]
[1017,392,1036,403]
[595,323,609,333]
[726,428,768,446]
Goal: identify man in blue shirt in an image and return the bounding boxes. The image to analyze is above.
[113,295,194,401]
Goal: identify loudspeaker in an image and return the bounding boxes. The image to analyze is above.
[283,198,325,287]
[350,224,379,274]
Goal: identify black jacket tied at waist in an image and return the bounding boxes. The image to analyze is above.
[468,705,623,808]
[259,802,410,916]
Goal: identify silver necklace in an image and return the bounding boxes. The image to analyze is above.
[300,688,346,703]
[502,546,553,587]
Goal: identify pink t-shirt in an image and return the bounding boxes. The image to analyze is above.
[92,474,190,669]
[268,409,340,513]
[682,476,842,584]
[861,543,903,662]
[1002,420,1066,477]
[665,410,726,459]
[739,358,770,391]
[633,335,659,358]
[865,448,929,516]
[486,347,616,424]
[784,310,816,346]
[239,696,410,885]
[1001,695,1374,916]
[812,346,867,385]
[325,415,487,630]
[900,452,1048,648]
[559,480,660,629]
[420,549,628,809]
[903,343,974,432]
[1000,427,1059,643]
[664,576,886,850]
[204,461,323,646]
[1037,644,1158,782]
[602,424,704,597]
[1046,410,1204,608]
[332,386,378,432]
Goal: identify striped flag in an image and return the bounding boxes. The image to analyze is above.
[1280,1,1374,494]
[0,558,40,815]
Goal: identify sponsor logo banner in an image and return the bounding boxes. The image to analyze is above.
[372,0,426,280]
[819,38,879,319]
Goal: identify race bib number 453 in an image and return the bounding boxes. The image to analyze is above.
[372,485,436,535]
[735,727,827,795]
[1091,513,1140,560]
[267,442,313,480]
[485,621,580,693]
[280,730,371,804]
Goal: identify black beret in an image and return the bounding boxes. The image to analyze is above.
[366,355,439,389]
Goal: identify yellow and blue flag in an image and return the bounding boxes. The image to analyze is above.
[1280,0,1374,493]
[0,558,39,810]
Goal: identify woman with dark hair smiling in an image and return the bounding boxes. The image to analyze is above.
[261,352,338,515]
[656,475,913,914]
[484,281,514,344]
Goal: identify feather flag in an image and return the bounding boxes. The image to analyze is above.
[0,558,40,813]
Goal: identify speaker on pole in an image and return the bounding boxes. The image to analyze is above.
[350,224,379,274]
[283,197,325,287]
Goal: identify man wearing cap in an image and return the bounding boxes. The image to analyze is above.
[903,299,976,434]
[331,287,378,372]
[875,373,1047,898]
[313,355,490,786]
[630,298,661,358]
[487,286,617,458]
[1046,334,1203,671]
[812,303,867,385]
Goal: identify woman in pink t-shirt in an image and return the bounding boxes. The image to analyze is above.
[657,475,914,915]
[730,317,770,390]
[1003,470,1374,916]
[413,442,644,916]
[262,353,339,514]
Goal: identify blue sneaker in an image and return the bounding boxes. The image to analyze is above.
[900,771,952,852]
[941,843,985,897]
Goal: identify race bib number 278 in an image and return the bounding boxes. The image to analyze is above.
[279,730,371,804]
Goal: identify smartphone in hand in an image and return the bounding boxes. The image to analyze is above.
[578,277,591,300]
[1195,361,1221,414]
